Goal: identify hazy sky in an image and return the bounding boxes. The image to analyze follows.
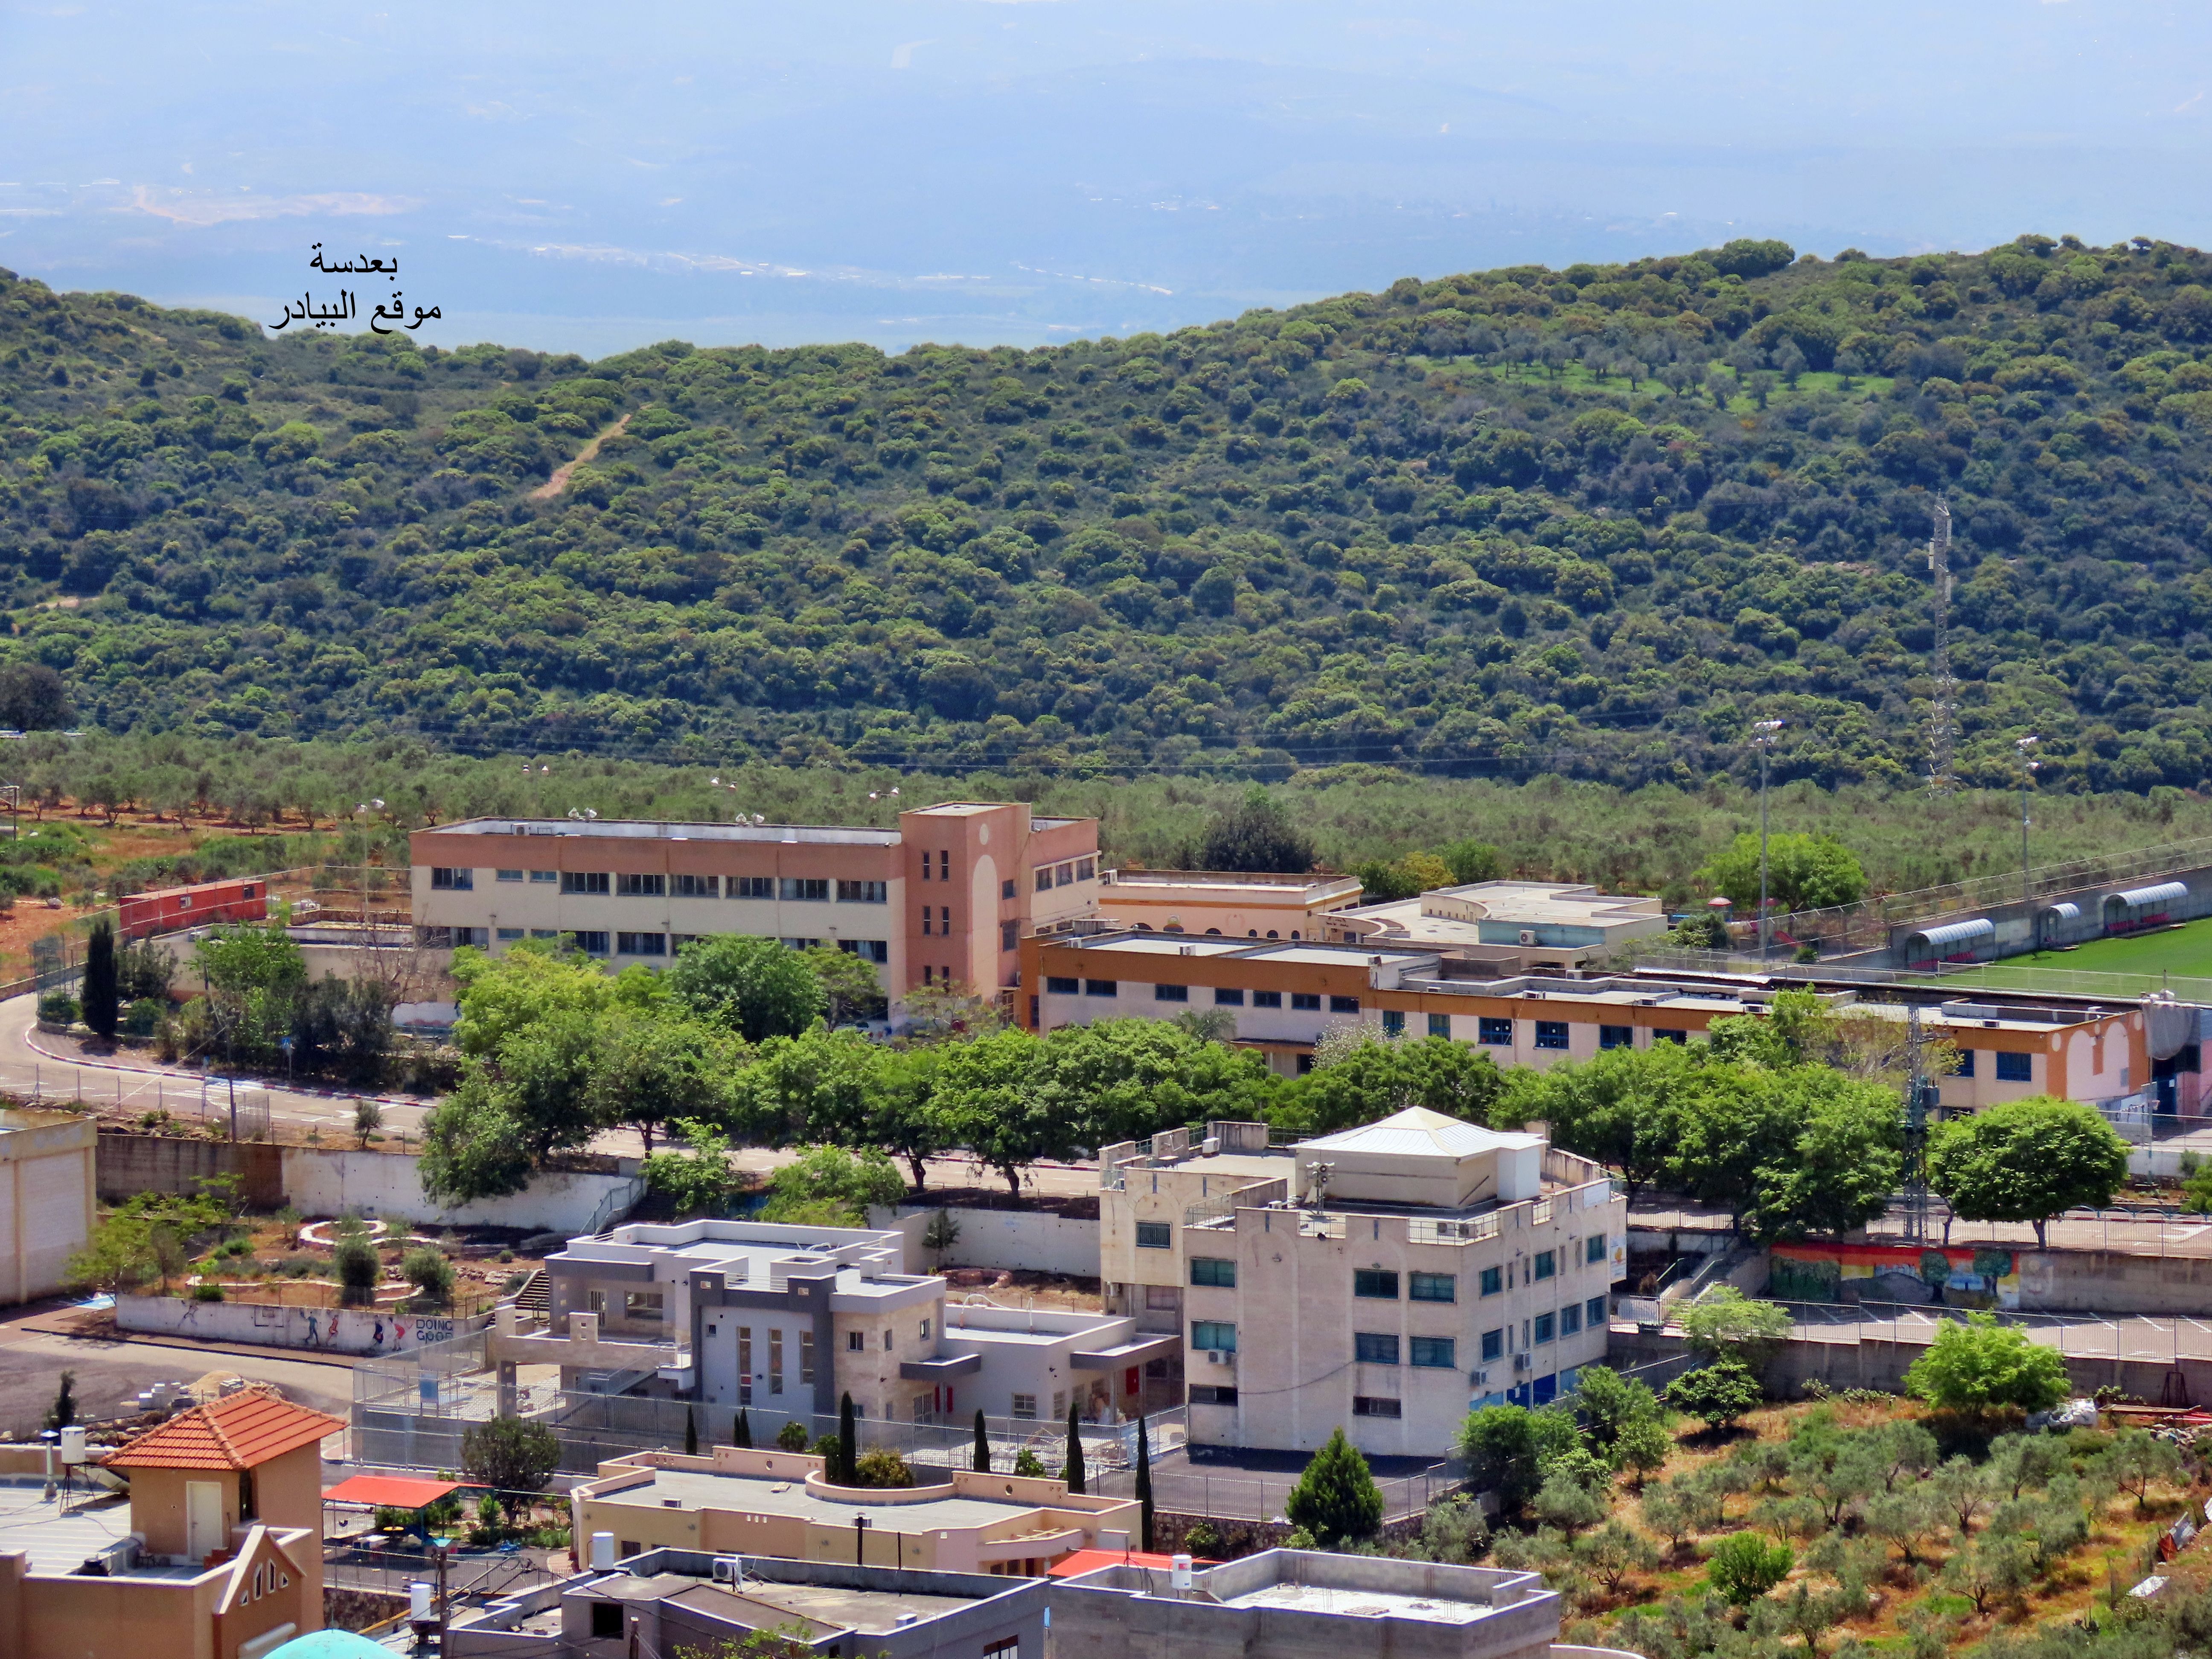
[4,1,2210,356]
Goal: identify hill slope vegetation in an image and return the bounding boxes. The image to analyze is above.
[6,233,2212,792]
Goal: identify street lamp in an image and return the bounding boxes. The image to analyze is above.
[2017,736,2040,940]
[355,800,383,934]
[1752,720,1785,962]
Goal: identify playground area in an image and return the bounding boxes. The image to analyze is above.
[1927,916,2212,1000]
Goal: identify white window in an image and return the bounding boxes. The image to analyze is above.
[1011,1393,1038,1419]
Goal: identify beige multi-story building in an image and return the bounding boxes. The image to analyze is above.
[410,800,1100,998]
[494,1217,1173,1432]
[1099,1112,1627,1457]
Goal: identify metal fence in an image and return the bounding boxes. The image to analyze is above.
[1770,1296,2212,1368]
[1091,1458,1459,1525]
[324,1544,559,1602]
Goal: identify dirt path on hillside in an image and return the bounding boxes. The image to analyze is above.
[530,412,630,500]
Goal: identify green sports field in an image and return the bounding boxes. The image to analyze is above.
[1927,918,2212,999]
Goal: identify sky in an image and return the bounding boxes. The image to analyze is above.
[4,1,2211,358]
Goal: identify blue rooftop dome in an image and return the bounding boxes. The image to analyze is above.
[265,1631,398,1659]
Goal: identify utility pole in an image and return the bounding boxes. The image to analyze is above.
[2017,735,2039,942]
[1752,719,1785,962]
[1902,1004,1931,1246]
[1927,500,1957,792]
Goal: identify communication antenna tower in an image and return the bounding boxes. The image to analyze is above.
[1927,500,1956,792]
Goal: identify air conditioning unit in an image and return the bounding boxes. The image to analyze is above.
[1207,1349,1231,1365]
[1518,930,1538,946]
[1468,1369,1489,1387]
[1512,1353,1531,1372]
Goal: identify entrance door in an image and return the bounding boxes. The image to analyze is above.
[186,1480,224,1561]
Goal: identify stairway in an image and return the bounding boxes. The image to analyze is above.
[510,1269,549,1316]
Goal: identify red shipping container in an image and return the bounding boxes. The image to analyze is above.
[118,877,270,941]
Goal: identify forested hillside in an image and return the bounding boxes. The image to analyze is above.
[6,232,2212,793]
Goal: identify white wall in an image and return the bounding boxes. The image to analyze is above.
[868,1205,1102,1279]
[279,1147,640,1232]
[116,1295,486,1356]
[0,1115,96,1305]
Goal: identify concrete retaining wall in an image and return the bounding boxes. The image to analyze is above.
[2017,1249,2212,1316]
[115,1294,484,1356]
[867,1205,1102,1278]
[95,1132,641,1233]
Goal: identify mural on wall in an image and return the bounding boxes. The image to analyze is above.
[1770,1243,2020,1310]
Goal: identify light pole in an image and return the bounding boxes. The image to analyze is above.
[2017,736,2039,944]
[1752,720,1785,962]
[355,800,383,935]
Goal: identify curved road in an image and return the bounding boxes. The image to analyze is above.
[0,993,1101,1198]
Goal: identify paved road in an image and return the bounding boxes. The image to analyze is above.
[0,1311,355,1440]
[0,992,1103,1203]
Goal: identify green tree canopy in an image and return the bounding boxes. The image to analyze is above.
[668,934,828,1042]
[1698,832,1868,916]
[1927,1097,2131,1248]
[1283,1427,1385,1545]
[1196,787,1314,874]
[1903,1311,2072,1414]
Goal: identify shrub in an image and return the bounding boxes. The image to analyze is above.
[1707,1531,1793,1605]
[1012,1447,1047,1477]
[332,1234,382,1304]
[1667,1360,1765,1431]
[37,991,77,1025]
[1284,1427,1385,1545]
[121,998,164,1038]
[192,1280,224,1301]
[774,1420,811,1452]
[402,1246,454,1306]
[1679,1289,1794,1371]
[851,1448,917,1489]
[1903,1312,2070,1415]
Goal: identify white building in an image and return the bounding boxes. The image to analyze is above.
[1099,1114,1627,1456]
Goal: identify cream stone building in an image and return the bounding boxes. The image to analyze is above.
[1100,1113,1627,1456]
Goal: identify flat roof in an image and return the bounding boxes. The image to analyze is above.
[1222,1580,1498,1624]
[0,1490,200,1578]
[600,1467,1066,1533]
[427,818,903,847]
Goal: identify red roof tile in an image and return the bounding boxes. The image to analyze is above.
[105,1390,343,1471]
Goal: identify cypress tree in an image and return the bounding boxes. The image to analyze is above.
[1135,1416,1154,1551]
[972,1408,990,1473]
[733,1410,752,1449]
[1063,1402,1086,1494]
[81,917,117,1042]
[1284,1426,1385,1545]
[838,1392,858,1486]
[684,1406,698,1457]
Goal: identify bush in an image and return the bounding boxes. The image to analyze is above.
[121,998,164,1038]
[1012,1448,1047,1477]
[402,1246,454,1306]
[850,1448,917,1488]
[1904,1312,2071,1414]
[1679,1289,1794,1371]
[1707,1531,1793,1605]
[775,1420,811,1452]
[37,991,77,1025]
[192,1280,224,1301]
[1666,1360,1765,1431]
[332,1234,382,1304]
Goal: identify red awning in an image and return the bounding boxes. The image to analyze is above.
[323,1474,464,1510]
[1048,1548,1211,1578]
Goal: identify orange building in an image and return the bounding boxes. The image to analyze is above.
[1017,931,2150,1109]
[0,1390,341,1659]
[410,800,1100,998]
[119,877,271,941]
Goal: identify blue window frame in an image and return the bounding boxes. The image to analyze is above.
[1996,1051,2032,1082]
[1653,1028,1687,1045]
[1481,1328,1504,1362]
[1478,1017,1513,1046]
[1046,976,1079,995]
[1534,1020,1569,1050]
[1410,1336,1456,1368]
[1190,1257,1236,1288]
[1955,1048,1976,1078]
[1154,984,1189,1003]
[1587,1234,1607,1264]
[1479,1266,1503,1297]
[1586,1295,1608,1327]
[1353,1270,1400,1300]
[1292,992,1321,1011]
[1084,980,1118,997]
[1382,1010,1405,1036]
[1192,1320,1237,1352]
[1215,987,1245,1006]
[1330,995,1361,1014]
[1534,1312,1556,1344]
[1353,1332,1400,1365]
[1599,1024,1633,1050]
[1560,1304,1582,1336]
[1533,1250,1555,1281]
[1409,1272,1455,1303]
[1253,990,1283,1008]
[1429,1013,1450,1039]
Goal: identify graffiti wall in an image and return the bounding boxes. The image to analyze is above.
[1769,1243,2021,1310]
[116,1295,481,1354]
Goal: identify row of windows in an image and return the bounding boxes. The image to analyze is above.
[462,870,893,903]
[1182,1251,1606,1297]
[473,929,889,963]
[1035,858,1097,891]
[1953,1049,2034,1081]
[1042,978,1356,1015]
[1352,1269,1457,1302]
